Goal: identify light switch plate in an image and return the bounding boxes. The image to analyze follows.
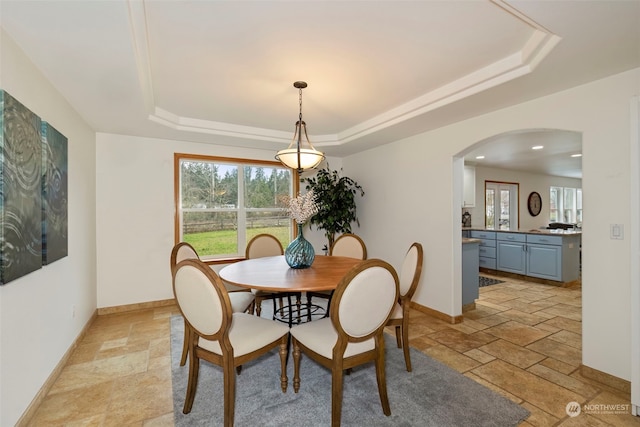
[610,224,624,240]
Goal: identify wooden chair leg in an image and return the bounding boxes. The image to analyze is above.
[395,325,402,348]
[324,291,334,318]
[180,320,190,366]
[331,359,345,427]
[223,355,236,427]
[374,335,391,416]
[183,347,200,414]
[401,319,412,372]
[278,338,288,392]
[292,339,301,393]
[255,297,263,317]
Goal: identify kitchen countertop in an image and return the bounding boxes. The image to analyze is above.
[462,238,481,244]
[462,227,581,236]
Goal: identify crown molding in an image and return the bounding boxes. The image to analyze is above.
[127,0,560,147]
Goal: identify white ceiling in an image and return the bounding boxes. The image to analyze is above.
[464,129,583,179]
[1,0,639,178]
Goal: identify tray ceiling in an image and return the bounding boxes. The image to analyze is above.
[1,0,638,177]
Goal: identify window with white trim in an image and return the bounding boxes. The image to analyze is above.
[175,154,297,260]
[550,186,582,224]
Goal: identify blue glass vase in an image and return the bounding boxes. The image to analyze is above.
[285,224,315,269]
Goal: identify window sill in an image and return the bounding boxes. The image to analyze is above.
[202,257,246,266]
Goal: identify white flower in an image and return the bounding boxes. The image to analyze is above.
[282,190,319,224]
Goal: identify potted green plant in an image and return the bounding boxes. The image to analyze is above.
[302,166,365,249]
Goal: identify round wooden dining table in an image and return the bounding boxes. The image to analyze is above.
[218,255,362,293]
[219,255,362,324]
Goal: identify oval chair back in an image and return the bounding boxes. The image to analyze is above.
[308,233,367,315]
[246,234,284,258]
[387,242,424,372]
[171,242,254,366]
[245,233,286,318]
[331,259,398,342]
[329,233,367,260]
[170,242,200,272]
[173,259,230,341]
[399,242,423,299]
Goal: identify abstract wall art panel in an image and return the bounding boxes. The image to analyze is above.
[0,90,43,284]
[41,121,68,265]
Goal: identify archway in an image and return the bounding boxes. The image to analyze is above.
[453,128,583,312]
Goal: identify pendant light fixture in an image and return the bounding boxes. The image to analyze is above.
[276,81,325,173]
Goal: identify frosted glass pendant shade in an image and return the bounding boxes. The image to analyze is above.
[276,82,325,173]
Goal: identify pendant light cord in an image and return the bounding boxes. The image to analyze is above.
[298,87,303,123]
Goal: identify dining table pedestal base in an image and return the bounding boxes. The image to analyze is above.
[272,293,326,327]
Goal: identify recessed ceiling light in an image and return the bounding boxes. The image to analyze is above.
[531,145,544,150]
[475,155,485,160]
[571,153,582,157]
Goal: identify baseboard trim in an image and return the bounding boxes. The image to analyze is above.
[16,309,98,427]
[462,302,476,312]
[410,301,463,324]
[580,364,631,394]
[97,298,176,315]
[479,268,581,288]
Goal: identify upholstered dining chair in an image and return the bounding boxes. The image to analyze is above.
[245,233,298,319]
[306,233,368,314]
[386,242,423,372]
[330,233,368,259]
[290,259,399,427]
[170,242,255,366]
[172,258,289,426]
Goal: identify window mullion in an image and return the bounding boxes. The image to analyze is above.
[237,165,247,255]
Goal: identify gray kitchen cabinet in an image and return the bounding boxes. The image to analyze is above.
[470,230,496,270]
[526,233,580,282]
[469,229,581,283]
[496,232,527,275]
[495,232,580,282]
[527,243,561,280]
[462,239,480,306]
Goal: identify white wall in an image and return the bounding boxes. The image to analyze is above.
[342,68,639,381]
[98,74,632,382]
[95,133,340,308]
[466,165,582,230]
[2,25,636,423]
[0,31,97,426]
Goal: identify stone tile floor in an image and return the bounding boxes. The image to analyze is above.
[25,275,640,426]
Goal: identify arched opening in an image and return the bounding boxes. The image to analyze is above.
[454,127,582,311]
